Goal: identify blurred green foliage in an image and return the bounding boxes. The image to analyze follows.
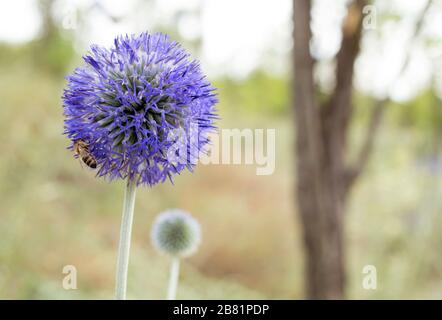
[33,31,76,76]
[215,71,290,116]
[392,90,442,153]
[0,32,74,77]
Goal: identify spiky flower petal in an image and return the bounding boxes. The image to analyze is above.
[63,32,218,186]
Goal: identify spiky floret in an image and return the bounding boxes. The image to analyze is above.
[63,32,218,186]
[151,209,201,258]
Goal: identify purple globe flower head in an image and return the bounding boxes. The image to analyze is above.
[63,32,218,186]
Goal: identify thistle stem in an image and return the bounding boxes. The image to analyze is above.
[115,178,137,300]
[167,257,180,300]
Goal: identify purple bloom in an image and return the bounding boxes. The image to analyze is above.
[63,32,218,186]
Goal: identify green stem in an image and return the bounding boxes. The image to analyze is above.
[115,178,137,300]
[167,257,180,300]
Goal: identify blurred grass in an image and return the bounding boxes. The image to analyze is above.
[0,51,442,299]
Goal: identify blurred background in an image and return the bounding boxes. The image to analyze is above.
[0,0,441,299]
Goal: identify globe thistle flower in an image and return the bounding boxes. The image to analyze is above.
[63,32,218,186]
[62,32,217,300]
[151,209,201,258]
[151,209,201,300]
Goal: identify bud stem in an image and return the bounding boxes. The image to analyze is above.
[115,178,137,300]
[167,257,181,300]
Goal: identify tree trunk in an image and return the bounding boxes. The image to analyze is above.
[292,0,365,299]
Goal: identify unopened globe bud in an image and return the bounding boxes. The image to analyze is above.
[151,209,201,258]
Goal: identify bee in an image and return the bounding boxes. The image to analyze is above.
[73,139,97,169]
